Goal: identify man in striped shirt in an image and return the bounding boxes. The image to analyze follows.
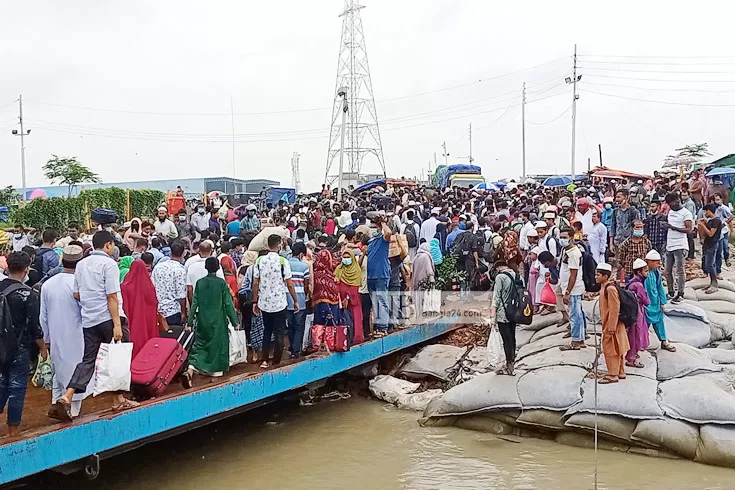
[287,242,310,358]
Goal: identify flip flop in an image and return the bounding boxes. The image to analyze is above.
[598,377,619,384]
[661,343,677,352]
[112,399,140,412]
[48,399,73,422]
[559,343,581,351]
[626,361,644,369]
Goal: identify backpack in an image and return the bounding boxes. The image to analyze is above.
[545,233,560,259]
[500,271,533,325]
[451,232,474,260]
[404,223,418,249]
[475,230,494,262]
[34,248,56,278]
[578,243,600,293]
[604,283,638,328]
[0,282,31,369]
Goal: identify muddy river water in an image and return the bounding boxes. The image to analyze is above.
[39,398,735,490]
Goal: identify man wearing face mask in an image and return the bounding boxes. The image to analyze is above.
[601,196,614,235]
[153,206,178,239]
[558,228,587,351]
[55,223,80,249]
[240,204,260,233]
[190,203,211,238]
[175,210,194,240]
[366,214,392,337]
[610,189,640,254]
[616,220,651,284]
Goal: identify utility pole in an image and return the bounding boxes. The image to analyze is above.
[521,82,527,179]
[230,96,236,177]
[12,95,30,202]
[337,87,349,202]
[442,141,449,166]
[565,44,581,179]
[468,123,474,163]
[598,143,603,167]
[434,152,437,170]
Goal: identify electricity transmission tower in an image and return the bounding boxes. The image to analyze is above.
[291,152,301,193]
[324,0,386,186]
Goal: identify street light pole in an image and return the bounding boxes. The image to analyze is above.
[12,94,30,203]
[337,86,349,202]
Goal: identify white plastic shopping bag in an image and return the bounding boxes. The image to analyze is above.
[93,341,133,396]
[303,313,314,352]
[423,288,441,315]
[228,326,247,366]
[486,325,506,370]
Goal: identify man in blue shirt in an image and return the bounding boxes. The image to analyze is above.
[367,215,392,336]
[287,242,310,357]
[226,217,241,237]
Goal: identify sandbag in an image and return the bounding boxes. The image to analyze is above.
[566,376,663,419]
[520,311,563,331]
[599,350,657,379]
[657,343,721,380]
[396,389,443,411]
[718,342,735,350]
[627,447,682,459]
[516,409,566,430]
[368,375,420,404]
[703,348,735,365]
[516,332,570,361]
[484,410,521,427]
[695,424,735,468]
[659,374,735,425]
[663,302,709,324]
[398,345,464,381]
[564,413,638,442]
[696,288,735,303]
[582,300,600,323]
[706,312,735,343]
[517,366,585,411]
[682,287,697,301]
[426,372,522,417]
[688,277,735,292]
[515,345,597,371]
[555,432,630,453]
[683,299,735,315]
[630,417,700,460]
[515,329,535,350]
[662,315,712,348]
[454,414,514,435]
[530,323,569,343]
[247,226,289,251]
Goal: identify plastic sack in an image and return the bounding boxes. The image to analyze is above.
[94,341,133,396]
[423,288,441,315]
[368,375,420,404]
[539,279,557,306]
[302,313,314,352]
[31,354,53,390]
[228,326,247,367]
[486,326,506,370]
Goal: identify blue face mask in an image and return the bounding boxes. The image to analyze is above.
[604,203,612,210]
[559,238,570,248]
[633,229,644,237]
[342,257,353,266]
[370,229,379,237]
[458,223,466,230]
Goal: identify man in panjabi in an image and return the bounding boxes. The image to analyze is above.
[596,262,630,384]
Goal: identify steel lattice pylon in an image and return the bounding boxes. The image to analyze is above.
[325,0,386,184]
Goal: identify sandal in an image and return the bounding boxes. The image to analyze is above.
[182,371,193,389]
[495,366,510,376]
[559,343,582,351]
[626,360,644,369]
[373,331,387,338]
[112,399,140,412]
[48,399,73,422]
[661,342,677,352]
[260,361,269,369]
[598,376,619,384]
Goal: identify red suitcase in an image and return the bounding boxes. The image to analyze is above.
[131,331,192,398]
[324,316,350,353]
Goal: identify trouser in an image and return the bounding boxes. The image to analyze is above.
[239,293,253,346]
[497,322,516,363]
[68,319,129,393]
[368,278,390,332]
[554,285,568,317]
[0,346,31,426]
[568,295,586,342]
[687,233,696,259]
[261,309,287,364]
[651,320,667,342]
[165,312,182,325]
[703,246,718,287]
[604,350,625,378]
[52,373,81,418]
[286,309,307,355]
[665,249,687,296]
[717,236,729,274]
[360,293,372,338]
[389,275,405,326]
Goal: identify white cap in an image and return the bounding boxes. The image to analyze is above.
[596,262,613,273]
[633,258,647,270]
[645,250,661,261]
[527,229,539,237]
[530,246,542,255]
[547,205,558,213]
[543,212,556,220]
[408,200,417,206]
[431,207,442,215]
[534,221,548,229]
[603,196,614,203]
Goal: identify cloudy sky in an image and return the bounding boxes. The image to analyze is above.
[1,0,733,193]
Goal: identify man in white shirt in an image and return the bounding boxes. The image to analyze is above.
[400,210,420,261]
[253,234,298,368]
[574,198,595,236]
[153,207,179,239]
[186,240,224,303]
[664,192,693,302]
[587,209,608,265]
[558,227,587,349]
[518,211,535,251]
[419,208,441,244]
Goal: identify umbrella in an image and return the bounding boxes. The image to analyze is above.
[28,189,47,200]
[663,156,699,168]
[543,176,572,187]
[706,167,735,177]
[523,178,537,185]
[475,182,499,192]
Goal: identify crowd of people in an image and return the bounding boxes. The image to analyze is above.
[0,168,731,434]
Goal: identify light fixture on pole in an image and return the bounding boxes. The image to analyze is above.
[11,94,30,203]
[336,86,349,202]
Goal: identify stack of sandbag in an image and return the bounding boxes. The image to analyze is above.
[680,279,735,343]
[397,344,488,381]
[368,375,442,412]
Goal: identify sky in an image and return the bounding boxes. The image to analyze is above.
[1,0,734,194]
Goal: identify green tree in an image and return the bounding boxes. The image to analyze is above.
[667,143,712,160]
[0,186,19,206]
[42,155,101,197]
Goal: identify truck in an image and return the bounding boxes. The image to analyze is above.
[433,164,485,189]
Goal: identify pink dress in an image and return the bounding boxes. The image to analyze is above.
[626,276,650,364]
[528,262,540,306]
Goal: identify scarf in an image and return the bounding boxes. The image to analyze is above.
[121,260,159,359]
[334,249,362,287]
[313,249,339,304]
[429,238,443,265]
[119,256,134,282]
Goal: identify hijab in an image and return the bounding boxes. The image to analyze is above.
[429,238,443,265]
[412,242,435,289]
[119,256,134,282]
[121,260,159,359]
[313,249,339,304]
[334,249,362,287]
[220,254,239,301]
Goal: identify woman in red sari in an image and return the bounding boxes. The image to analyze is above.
[121,259,161,359]
[311,249,340,349]
[220,254,239,310]
[335,249,364,345]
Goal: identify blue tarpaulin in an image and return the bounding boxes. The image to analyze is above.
[543,176,573,187]
[353,179,385,194]
[265,187,296,206]
[436,164,482,188]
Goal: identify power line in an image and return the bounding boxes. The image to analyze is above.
[583,81,735,94]
[475,105,518,130]
[579,59,735,66]
[526,104,572,125]
[579,66,735,75]
[581,88,735,107]
[584,74,735,83]
[580,53,735,60]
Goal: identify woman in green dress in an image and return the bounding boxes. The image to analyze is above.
[184,257,239,386]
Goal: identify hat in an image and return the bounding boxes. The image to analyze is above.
[62,244,83,262]
[547,205,558,213]
[534,221,548,229]
[603,196,614,203]
[645,250,662,261]
[596,263,613,273]
[408,200,417,206]
[121,221,132,229]
[431,207,442,215]
[633,258,647,270]
[530,246,542,255]
[437,216,449,223]
[543,212,556,220]
[336,211,352,228]
[157,206,168,213]
[577,197,589,206]
[527,229,538,237]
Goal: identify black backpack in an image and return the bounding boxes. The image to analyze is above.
[404,223,418,249]
[451,232,474,260]
[604,283,638,328]
[0,282,30,369]
[475,230,494,262]
[500,271,534,325]
[577,242,601,293]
